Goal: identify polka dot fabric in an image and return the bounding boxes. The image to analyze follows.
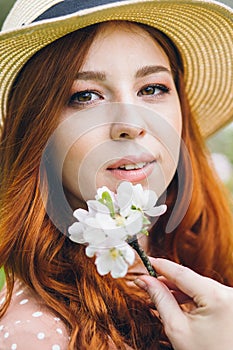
[0,281,69,349]
[0,281,135,349]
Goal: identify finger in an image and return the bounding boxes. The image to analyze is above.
[150,258,218,300]
[158,276,183,291]
[158,276,192,304]
[134,276,186,326]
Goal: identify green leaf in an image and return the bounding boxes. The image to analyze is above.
[98,191,115,217]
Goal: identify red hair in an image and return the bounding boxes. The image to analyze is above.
[0,22,233,349]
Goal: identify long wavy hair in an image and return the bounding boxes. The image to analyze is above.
[0,22,233,349]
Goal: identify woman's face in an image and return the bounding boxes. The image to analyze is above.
[54,22,182,209]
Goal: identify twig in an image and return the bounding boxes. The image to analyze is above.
[128,235,158,277]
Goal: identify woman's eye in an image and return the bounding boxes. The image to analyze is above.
[69,90,101,105]
[138,84,170,97]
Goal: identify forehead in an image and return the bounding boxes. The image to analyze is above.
[81,21,170,68]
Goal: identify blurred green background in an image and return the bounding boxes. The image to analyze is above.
[0,0,232,289]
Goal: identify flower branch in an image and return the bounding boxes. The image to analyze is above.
[68,182,166,278]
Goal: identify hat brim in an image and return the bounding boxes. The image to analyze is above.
[0,0,233,137]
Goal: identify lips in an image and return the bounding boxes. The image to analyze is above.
[107,154,156,182]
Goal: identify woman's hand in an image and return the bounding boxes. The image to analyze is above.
[134,258,233,350]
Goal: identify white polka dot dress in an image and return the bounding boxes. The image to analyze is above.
[0,281,69,349]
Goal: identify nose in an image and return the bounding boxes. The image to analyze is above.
[110,123,146,139]
[110,104,147,140]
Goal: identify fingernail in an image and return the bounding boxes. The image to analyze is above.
[134,278,147,290]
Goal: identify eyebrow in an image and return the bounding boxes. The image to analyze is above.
[75,71,106,81]
[75,65,171,81]
[135,65,171,78]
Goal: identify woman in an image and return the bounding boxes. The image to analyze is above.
[0,1,233,349]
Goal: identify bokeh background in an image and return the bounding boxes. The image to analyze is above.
[0,0,233,289]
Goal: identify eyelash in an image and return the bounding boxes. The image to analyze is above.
[138,84,170,97]
[68,83,170,107]
[68,90,102,107]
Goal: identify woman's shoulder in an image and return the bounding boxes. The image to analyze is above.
[0,280,69,349]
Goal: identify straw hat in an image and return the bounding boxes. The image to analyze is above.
[0,0,233,137]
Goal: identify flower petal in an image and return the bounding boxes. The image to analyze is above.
[68,222,86,243]
[143,190,158,209]
[131,183,145,209]
[85,245,97,257]
[93,243,135,278]
[125,211,143,236]
[117,182,133,216]
[145,204,167,217]
[110,256,128,278]
[121,245,135,265]
[95,213,116,229]
[85,216,101,229]
[95,186,115,202]
[84,228,106,245]
[73,208,89,222]
[87,200,110,215]
[95,252,112,275]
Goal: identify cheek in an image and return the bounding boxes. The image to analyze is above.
[148,113,181,196]
[148,137,180,198]
[159,90,182,134]
[165,99,182,137]
[62,137,91,189]
[162,143,180,182]
[62,148,79,186]
[147,91,182,137]
[61,130,107,200]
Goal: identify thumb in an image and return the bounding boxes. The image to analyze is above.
[135,276,185,325]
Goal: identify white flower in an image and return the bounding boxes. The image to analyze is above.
[83,227,107,245]
[74,200,110,220]
[117,181,167,217]
[95,187,116,215]
[115,210,143,237]
[68,221,86,244]
[68,181,167,278]
[95,186,115,203]
[69,204,144,246]
[69,201,110,244]
[114,181,134,217]
[86,238,135,278]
